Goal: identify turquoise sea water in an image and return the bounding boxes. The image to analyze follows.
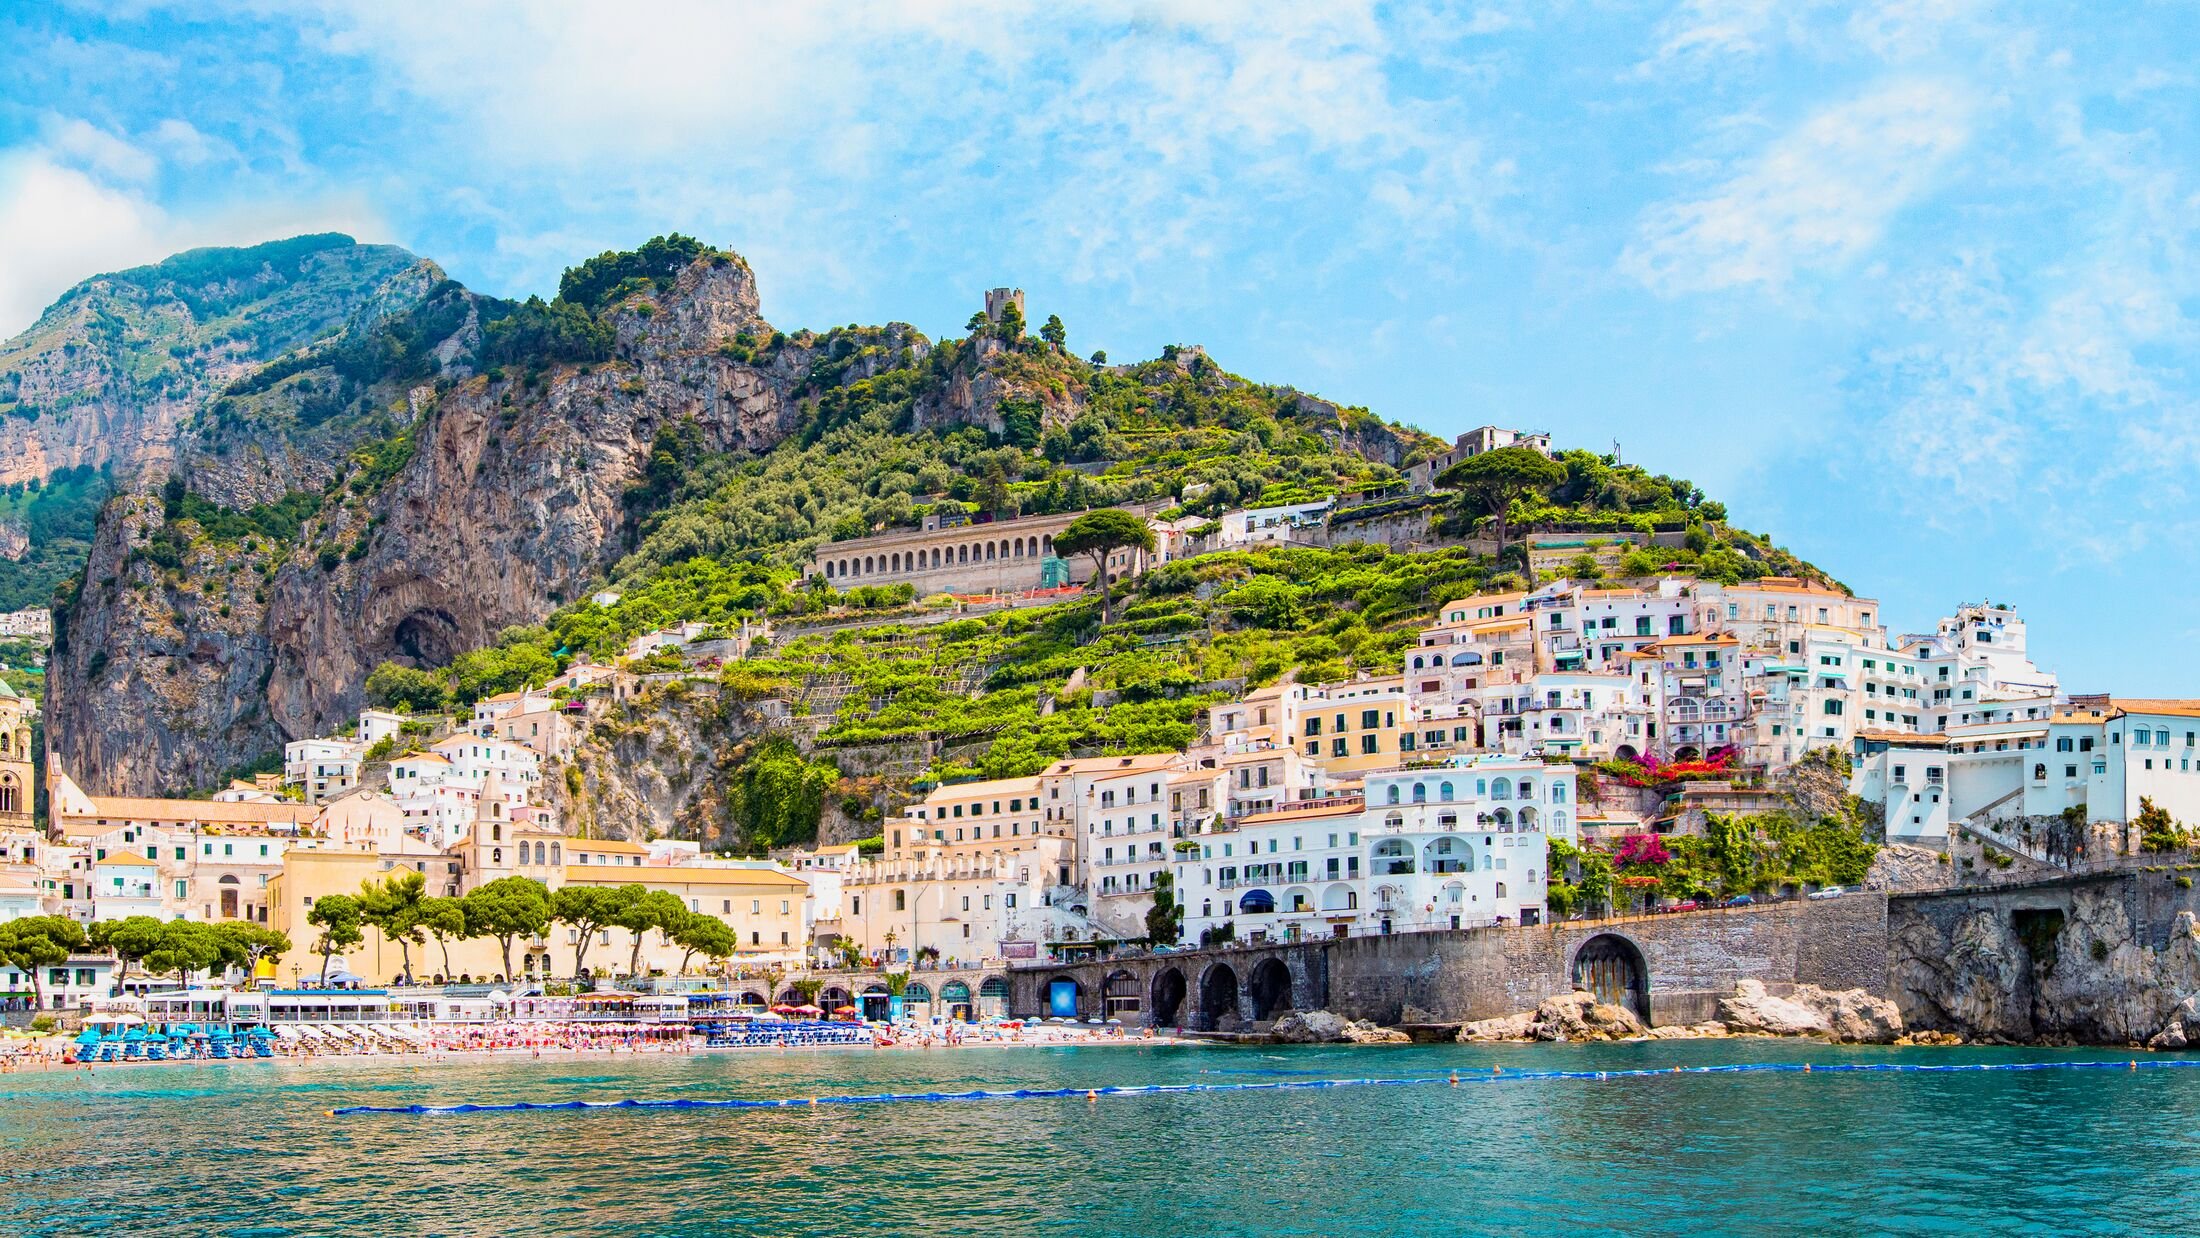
[3,1040,2195,1236]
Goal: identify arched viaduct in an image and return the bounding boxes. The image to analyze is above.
[1009,894,1889,1030]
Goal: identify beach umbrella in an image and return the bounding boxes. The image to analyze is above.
[794,1004,821,1015]
[833,1005,857,1016]
[74,1028,99,1046]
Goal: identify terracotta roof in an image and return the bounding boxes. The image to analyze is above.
[568,838,649,854]
[563,864,806,888]
[63,797,315,829]
[923,775,1042,801]
[1853,729,1946,747]
[2110,699,2200,720]
[1235,800,1365,826]
[1042,753,1182,776]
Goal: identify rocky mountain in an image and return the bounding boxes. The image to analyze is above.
[42,230,1820,861]
[0,235,431,608]
[53,245,796,792]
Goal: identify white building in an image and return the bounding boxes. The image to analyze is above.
[1176,754,1563,945]
[284,737,366,804]
[387,735,544,847]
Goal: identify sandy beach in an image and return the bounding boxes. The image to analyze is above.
[2,1024,1192,1075]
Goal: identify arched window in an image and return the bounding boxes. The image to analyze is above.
[1411,783,1427,804]
[1552,811,1568,833]
[1439,781,1454,802]
[491,823,502,842]
[1491,777,1512,799]
[1495,881,1508,898]
[1386,785,1401,805]
[492,848,503,864]
[550,842,562,866]
[1553,783,1568,804]
[2034,763,2047,781]
[1518,779,1535,800]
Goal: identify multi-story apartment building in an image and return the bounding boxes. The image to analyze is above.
[1175,754,1563,945]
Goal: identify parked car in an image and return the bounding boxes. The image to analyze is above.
[1807,886,1847,901]
[1722,894,1755,908]
[1667,899,1701,912]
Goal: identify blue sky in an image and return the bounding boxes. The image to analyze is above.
[2,1,2195,691]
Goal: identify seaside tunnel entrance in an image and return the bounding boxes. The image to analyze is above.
[1151,968,1187,1026]
[1249,958,1294,1020]
[1199,964,1240,1028]
[1572,933,1651,1022]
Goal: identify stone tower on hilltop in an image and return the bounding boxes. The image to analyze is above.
[984,287,1024,323]
[0,681,32,831]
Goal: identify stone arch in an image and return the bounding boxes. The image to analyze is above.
[1150,967,1187,1026]
[1672,745,1702,762]
[1571,932,1650,1022]
[1198,962,1241,1027]
[738,990,767,1006]
[1248,957,1294,1020]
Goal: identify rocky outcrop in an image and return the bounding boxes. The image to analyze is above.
[1719,979,1903,1043]
[1866,842,1956,893]
[0,236,422,489]
[52,252,821,794]
[1891,886,2200,1045]
[1458,990,1645,1042]
[1271,1010,1411,1044]
[1458,981,1898,1044]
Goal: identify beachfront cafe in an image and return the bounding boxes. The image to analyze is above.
[143,988,406,1031]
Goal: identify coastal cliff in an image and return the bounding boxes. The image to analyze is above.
[1889,874,2200,1046]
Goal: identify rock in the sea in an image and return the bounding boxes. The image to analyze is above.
[1793,984,1905,1044]
[1272,1011,1349,1043]
[1718,979,1903,1043]
[2148,1022,2188,1051]
[1455,991,1645,1043]
[1457,1010,1539,1043]
[1272,1010,1408,1044]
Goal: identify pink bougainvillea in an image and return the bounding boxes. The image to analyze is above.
[1615,833,1671,867]
[1597,745,1740,788]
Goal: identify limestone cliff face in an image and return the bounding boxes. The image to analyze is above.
[0,237,424,489]
[52,254,809,794]
[1891,882,2200,1045]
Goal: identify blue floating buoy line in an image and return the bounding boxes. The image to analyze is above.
[327,1056,2199,1118]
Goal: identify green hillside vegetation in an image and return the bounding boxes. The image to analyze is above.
[45,237,1844,830]
[317,244,1842,793]
[0,465,111,610]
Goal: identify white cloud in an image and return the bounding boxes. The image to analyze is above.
[42,117,158,182]
[210,0,1505,305]
[1620,79,1975,295]
[0,140,386,338]
[0,152,168,332]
